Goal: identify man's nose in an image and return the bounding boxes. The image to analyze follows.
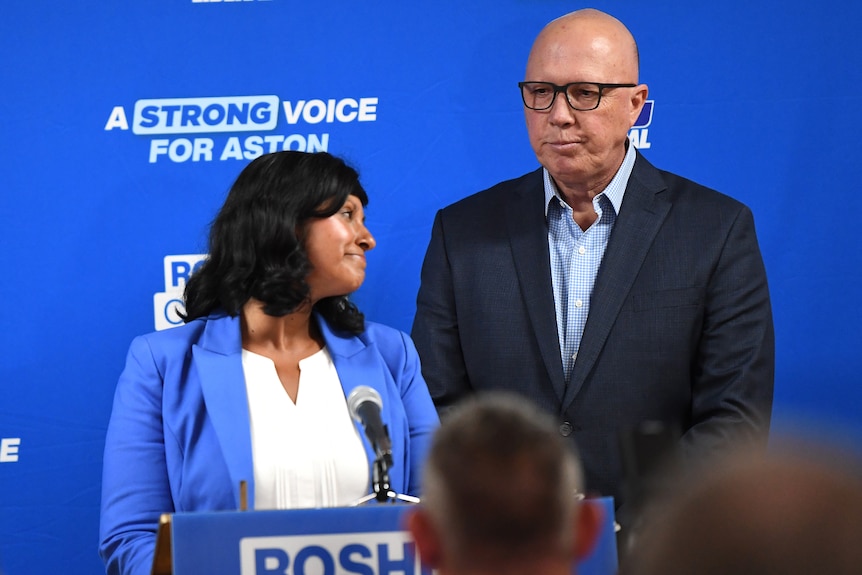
[548,92,577,125]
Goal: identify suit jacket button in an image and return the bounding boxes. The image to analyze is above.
[559,422,574,437]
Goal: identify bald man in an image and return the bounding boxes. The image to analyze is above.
[621,446,862,575]
[412,8,774,524]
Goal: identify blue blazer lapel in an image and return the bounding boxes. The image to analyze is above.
[505,169,567,403]
[562,154,671,409]
[315,315,382,467]
[192,313,255,508]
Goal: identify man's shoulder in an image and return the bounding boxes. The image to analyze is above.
[440,167,543,215]
[634,153,748,211]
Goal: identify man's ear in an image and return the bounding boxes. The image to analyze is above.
[406,507,443,569]
[628,83,649,126]
[573,499,604,561]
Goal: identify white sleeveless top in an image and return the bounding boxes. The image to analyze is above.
[241,347,369,509]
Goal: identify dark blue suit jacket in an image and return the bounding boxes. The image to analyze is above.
[100,311,438,575]
[412,151,774,508]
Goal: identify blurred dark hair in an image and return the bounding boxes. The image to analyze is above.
[181,150,369,334]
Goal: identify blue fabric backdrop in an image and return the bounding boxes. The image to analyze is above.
[2,2,860,573]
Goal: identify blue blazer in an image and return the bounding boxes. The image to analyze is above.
[412,151,774,511]
[99,311,439,575]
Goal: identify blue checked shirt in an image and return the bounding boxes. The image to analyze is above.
[545,143,637,382]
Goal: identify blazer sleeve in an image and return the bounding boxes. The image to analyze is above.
[99,336,175,575]
[683,204,775,454]
[412,210,473,414]
[389,331,440,496]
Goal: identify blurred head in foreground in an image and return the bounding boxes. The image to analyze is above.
[621,443,862,575]
[407,393,602,575]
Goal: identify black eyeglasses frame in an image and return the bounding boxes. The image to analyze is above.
[518,81,638,111]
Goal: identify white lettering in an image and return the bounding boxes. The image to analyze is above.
[169,139,193,162]
[282,98,378,125]
[133,96,279,135]
[307,133,329,152]
[0,438,20,462]
[150,138,214,163]
[335,98,358,122]
[263,134,285,153]
[629,128,651,149]
[302,99,327,124]
[239,532,421,575]
[149,139,170,163]
[104,106,129,131]
[357,97,378,121]
[243,135,263,160]
[220,137,244,161]
[193,138,214,161]
[219,135,327,159]
[283,134,307,150]
[282,100,305,124]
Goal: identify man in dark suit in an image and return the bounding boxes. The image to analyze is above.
[411,8,774,520]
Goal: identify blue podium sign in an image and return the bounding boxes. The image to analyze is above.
[168,498,617,575]
[172,505,427,575]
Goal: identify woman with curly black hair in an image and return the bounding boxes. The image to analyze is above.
[99,151,439,575]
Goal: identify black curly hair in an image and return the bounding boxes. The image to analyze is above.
[181,150,368,334]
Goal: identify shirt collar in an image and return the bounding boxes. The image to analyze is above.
[543,141,637,216]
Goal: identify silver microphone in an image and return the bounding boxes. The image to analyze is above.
[347,386,393,467]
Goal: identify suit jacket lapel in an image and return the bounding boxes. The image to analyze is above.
[316,315,380,466]
[193,312,255,508]
[562,154,671,409]
[505,169,567,403]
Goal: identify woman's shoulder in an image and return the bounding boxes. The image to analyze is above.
[360,318,406,338]
[129,311,232,357]
[135,316,205,343]
[359,319,414,348]
[320,315,414,356]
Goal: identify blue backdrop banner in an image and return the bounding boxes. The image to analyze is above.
[2,2,861,574]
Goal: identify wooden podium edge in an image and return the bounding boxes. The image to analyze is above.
[150,480,245,575]
[151,513,173,575]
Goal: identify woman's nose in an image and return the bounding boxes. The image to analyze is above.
[357,225,376,251]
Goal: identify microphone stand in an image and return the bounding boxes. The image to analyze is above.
[351,454,420,505]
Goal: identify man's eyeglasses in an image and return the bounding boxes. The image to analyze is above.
[518,81,637,111]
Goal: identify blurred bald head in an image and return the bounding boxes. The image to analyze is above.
[623,446,862,575]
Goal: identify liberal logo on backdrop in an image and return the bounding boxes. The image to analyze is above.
[628,99,654,149]
[105,94,379,164]
[154,254,207,331]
